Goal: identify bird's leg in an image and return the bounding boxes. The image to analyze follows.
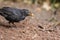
[8,21,11,24]
[8,22,16,27]
[11,22,16,27]
[8,21,12,27]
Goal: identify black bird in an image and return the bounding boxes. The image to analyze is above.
[0,7,33,27]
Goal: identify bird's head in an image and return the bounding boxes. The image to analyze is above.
[22,9,34,17]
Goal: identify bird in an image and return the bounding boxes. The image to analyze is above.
[0,7,34,27]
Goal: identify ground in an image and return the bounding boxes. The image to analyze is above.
[0,2,60,40]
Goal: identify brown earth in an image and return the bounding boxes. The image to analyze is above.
[0,1,60,40]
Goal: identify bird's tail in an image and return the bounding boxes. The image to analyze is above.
[0,9,8,17]
[0,9,3,15]
[0,9,2,13]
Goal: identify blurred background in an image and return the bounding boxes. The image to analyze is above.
[0,0,60,10]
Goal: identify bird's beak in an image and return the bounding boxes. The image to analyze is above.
[28,12,34,16]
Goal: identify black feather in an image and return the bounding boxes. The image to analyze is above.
[0,7,30,27]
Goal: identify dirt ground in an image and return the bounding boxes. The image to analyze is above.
[0,2,60,40]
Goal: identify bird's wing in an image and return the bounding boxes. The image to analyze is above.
[1,7,26,19]
[1,7,14,16]
[2,7,22,16]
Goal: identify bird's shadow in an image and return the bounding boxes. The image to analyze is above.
[0,23,16,28]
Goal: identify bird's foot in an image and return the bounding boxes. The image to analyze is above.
[12,25,17,28]
[8,22,17,28]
